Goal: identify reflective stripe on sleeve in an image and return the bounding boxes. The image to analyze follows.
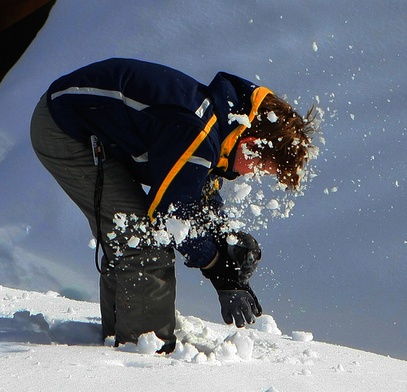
[50,87,150,111]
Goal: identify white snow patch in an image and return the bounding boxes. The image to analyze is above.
[267,111,278,123]
[165,217,190,244]
[292,331,314,342]
[227,113,251,128]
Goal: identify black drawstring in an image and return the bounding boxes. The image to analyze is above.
[92,136,108,274]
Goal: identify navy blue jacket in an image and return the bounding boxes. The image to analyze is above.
[47,58,273,267]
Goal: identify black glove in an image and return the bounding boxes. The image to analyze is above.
[226,231,261,284]
[201,232,262,327]
[218,287,262,327]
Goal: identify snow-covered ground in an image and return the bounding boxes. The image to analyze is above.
[1,285,406,392]
[0,0,406,380]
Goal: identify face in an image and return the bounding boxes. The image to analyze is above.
[232,136,278,175]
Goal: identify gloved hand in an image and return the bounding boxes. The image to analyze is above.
[218,287,262,327]
[226,231,261,284]
[201,232,262,327]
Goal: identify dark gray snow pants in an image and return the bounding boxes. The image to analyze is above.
[30,94,176,347]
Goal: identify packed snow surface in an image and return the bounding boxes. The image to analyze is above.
[0,286,406,392]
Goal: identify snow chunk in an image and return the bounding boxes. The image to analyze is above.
[292,331,314,342]
[113,212,128,232]
[88,238,97,249]
[127,235,140,248]
[118,332,164,354]
[165,217,189,244]
[267,111,278,123]
[228,113,251,128]
[226,234,239,246]
[214,341,238,362]
[266,199,279,210]
[249,204,262,216]
[153,229,171,246]
[227,331,254,360]
[251,315,282,335]
[234,182,252,201]
[137,332,165,354]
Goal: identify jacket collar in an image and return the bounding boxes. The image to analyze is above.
[215,86,273,172]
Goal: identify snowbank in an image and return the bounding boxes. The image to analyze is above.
[0,286,406,392]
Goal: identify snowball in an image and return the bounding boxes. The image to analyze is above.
[165,217,189,244]
[234,182,252,201]
[226,234,239,246]
[291,331,314,342]
[88,238,97,249]
[107,232,116,240]
[251,315,282,335]
[153,229,171,246]
[228,113,251,128]
[127,235,140,248]
[136,331,165,354]
[267,111,278,123]
[266,199,279,210]
[249,204,262,216]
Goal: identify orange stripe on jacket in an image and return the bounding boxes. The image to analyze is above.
[148,114,218,221]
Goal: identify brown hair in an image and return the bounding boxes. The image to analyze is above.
[243,94,316,190]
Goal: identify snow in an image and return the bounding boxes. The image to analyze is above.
[1,285,406,392]
[267,111,279,123]
[0,0,406,386]
[228,112,252,128]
